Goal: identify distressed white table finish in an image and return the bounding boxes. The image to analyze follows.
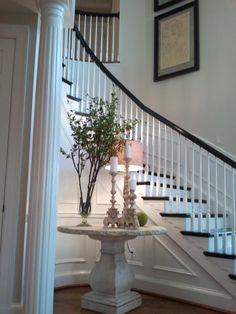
[57,225,167,314]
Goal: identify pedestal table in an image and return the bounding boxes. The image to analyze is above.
[57,225,167,314]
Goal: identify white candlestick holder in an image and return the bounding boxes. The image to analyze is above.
[103,172,120,228]
[120,157,139,228]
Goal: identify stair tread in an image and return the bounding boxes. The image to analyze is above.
[160,212,224,218]
[137,181,151,186]
[181,228,235,238]
[159,183,191,191]
[142,196,207,203]
[203,251,236,259]
[139,171,175,179]
[229,274,236,280]
[142,196,169,201]
[67,94,82,102]
[181,230,213,238]
[160,213,189,218]
[137,181,191,191]
[62,77,73,85]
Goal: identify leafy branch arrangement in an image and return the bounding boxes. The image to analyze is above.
[61,92,138,217]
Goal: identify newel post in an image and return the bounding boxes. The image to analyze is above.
[24,1,70,313]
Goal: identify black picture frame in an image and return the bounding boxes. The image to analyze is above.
[154,0,199,82]
[154,0,185,11]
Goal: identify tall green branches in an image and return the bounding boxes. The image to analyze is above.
[61,92,138,216]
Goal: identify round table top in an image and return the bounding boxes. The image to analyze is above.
[57,225,167,240]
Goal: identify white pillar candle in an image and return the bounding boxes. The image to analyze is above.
[110,156,118,173]
[129,178,137,191]
[124,143,131,159]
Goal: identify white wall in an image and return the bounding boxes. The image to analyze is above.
[118,0,236,157]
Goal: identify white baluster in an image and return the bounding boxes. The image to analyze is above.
[140,110,144,144]
[76,15,81,103]
[87,15,92,102]
[191,144,195,231]
[67,28,71,82]
[222,164,227,253]
[183,138,188,214]
[111,16,115,62]
[214,159,219,252]
[109,77,112,102]
[124,94,128,121]
[74,39,79,102]
[103,72,107,100]
[198,149,203,232]
[106,17,110,62]
[92,58,96,98]
[176,134,181,213]
[81,16,86,112]
[150,117,155,196]
[163,125,167,196]
[145,114,150,182]
[70,29,76,97]
[117,17,120,62]
[170,129,174,212]
[157,121,161,196]
[206,154,211,233]
[62,28,66,77]
[130,100,133,140]
[140,110,144,181]
[135,104,138,141]
[119,90,123,124]
[98,67,101,100]
[65,28,69,79]
[232,169,236,255]
[100,17,104,61]
[95,16,98,56]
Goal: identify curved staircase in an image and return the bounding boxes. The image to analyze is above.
[59,10,236,312]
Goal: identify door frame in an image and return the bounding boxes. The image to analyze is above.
[0,24,30,312]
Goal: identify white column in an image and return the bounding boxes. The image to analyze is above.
[24,1,68,313]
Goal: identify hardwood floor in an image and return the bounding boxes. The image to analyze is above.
[54,286,224,314]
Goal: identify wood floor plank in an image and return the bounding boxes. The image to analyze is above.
[54,286,224,314]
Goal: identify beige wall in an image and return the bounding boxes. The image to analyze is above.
[118,0,236,157]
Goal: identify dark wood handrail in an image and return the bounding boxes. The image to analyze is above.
[75,10,120,19]
[73,24,236,169]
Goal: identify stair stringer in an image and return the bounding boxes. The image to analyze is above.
[130,198,236,312]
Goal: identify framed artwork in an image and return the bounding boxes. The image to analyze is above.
[154,1,199,81]
[154,0,185,11]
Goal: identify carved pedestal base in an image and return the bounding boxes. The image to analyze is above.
[81,291,141,314]
[81,235,141,314]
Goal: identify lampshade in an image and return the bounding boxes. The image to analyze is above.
[105,140,143,172]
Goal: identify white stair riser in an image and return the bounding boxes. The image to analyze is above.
[164,200,207,214]
[208,234,235,252]
[204,255,235,273]
[137,175,172,185]
[139,185,190,198]
[185,217,224,232]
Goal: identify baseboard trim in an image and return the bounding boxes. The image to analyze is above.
[54,271,90,288]
[134,274,236,313]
